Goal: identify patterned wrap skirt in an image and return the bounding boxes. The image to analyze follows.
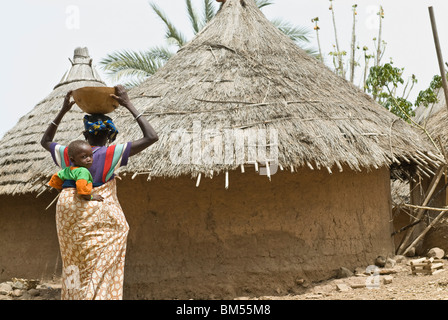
[55,179,129,300]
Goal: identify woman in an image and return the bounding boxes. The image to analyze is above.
[41,85,158,300]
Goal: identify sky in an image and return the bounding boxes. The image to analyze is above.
[1,0,448,138]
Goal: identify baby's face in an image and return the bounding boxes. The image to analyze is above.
[71,145,93,169]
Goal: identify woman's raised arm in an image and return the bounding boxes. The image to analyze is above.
[41,91,75,151]
[111,85,159,156]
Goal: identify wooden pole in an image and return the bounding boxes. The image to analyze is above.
[396,164,446,254]
[429,6,448,113]
[402,210,448,256]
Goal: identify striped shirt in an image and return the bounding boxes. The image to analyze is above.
[50,142,132,187]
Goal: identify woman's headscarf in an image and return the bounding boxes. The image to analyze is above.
[83,114,119,142]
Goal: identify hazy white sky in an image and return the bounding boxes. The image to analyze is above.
[1,0,447,138]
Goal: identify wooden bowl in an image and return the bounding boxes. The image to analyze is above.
[72,87,119,114]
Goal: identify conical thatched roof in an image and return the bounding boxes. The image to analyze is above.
[0,47,106,195]
[414,88,445,124]
[112,0,441,181]
[0,1,442,195]
[415,88,448,149]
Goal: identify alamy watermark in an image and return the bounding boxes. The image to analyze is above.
[66,5,80,30]
[365,265,380,289]
[169,121,279,175]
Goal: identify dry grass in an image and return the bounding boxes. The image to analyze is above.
[0,0,442,195]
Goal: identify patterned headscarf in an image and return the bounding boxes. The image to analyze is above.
[83,114,119,142]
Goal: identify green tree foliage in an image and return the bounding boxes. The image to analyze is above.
[316,1,442,123]
[415,75,442,108]
[100,0,315,88]
[365,62,416,121]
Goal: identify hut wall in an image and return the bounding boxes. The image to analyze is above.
[0,166,394,299]
[120,166,394,299]
[0,192,61,282]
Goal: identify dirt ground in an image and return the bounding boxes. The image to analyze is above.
[248,257,448,301]
[3,255,448,300]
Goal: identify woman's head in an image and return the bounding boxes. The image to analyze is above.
[68,140,93,169]
[83,114,118,146]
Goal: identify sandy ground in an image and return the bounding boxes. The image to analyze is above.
[248,257,448,300]
[2,256,448,300]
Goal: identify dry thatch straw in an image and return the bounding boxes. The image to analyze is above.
[0,47,106,195]
[112,0,441,181]
[0,0,442,195]
[415,88,448,152]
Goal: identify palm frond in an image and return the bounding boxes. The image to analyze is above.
[147,46,175,62]
[150,2,187,47]
[271,18,312,44]
[254,0,274,9]
[99,49,168,87]
[203,0,217,23]
[301,46,321,58]
[186,0,201,34]
[109,70,150,89]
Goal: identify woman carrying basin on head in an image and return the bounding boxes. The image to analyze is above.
[41,85,158,300]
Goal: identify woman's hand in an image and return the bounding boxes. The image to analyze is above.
[110,84,159,156]
[110,85,132,108]
[62,90,75,113]
[80,193,104,202]
[91,194,104,202]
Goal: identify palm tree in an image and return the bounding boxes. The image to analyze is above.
[100,0,316,88]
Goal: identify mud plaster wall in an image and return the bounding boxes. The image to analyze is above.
[0,192,61,281]
[118,166,394,299]
[0,166,394,299]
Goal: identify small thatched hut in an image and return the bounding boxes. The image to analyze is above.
[0,47,106,280]
[406,89,448,255]
[0,0,442,299]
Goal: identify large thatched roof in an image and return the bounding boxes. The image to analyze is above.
[113,0,441,180]
[415,88,448,150]
[0,47,106,195]
[0,0,442,195]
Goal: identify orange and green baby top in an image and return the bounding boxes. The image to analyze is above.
[49,166,94,196]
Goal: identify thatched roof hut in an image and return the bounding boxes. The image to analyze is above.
[107,0,441,184]
[0,47,107,286]
[0,2,441,194]
[415,89,448,150]
[0,47,105,195]
[408,88,448,255]
[0,0,444,299]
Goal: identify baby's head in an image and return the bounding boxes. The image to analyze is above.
[68,140,93,169]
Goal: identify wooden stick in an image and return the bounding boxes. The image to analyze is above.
[402,209,448,256]
[416,150,443,168]
[335,160,343,172]
[429,6,448,113]
[403,203,448,212]
[36,187,47,198]
[397,164,446,254]
[196,173,201,187]
[436,136,448,205]
[391,219,423,236]
[45,194,60,210]
[208,46,219,64]
[265,161,271,180]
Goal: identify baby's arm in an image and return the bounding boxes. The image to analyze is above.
[48,173,64,190]
[73,167,103,201]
